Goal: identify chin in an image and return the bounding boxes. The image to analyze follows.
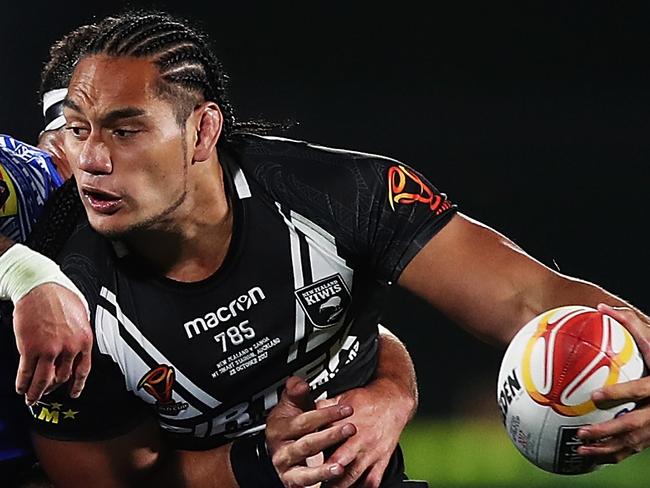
[87,214,134,239]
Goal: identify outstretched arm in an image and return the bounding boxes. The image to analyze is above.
[398,212,650,464]
[0,235,92,404]
[398,212,642,344]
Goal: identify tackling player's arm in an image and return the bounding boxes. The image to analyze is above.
[398,211,650,463]
[266,325,418,488]
[0,138,92,404]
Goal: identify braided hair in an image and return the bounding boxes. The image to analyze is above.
[40,23,102,98]
[83,11,287,136]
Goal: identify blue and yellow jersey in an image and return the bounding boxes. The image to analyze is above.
[0,134,64,243]
[0,134,64,463]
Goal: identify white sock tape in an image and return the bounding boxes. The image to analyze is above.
[0,244,90,318]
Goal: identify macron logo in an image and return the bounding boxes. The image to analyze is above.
[183,286,265,339]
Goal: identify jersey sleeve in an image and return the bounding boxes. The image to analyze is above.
[360,158,457,283]
[29,222,152,441]
[0,134,64,243]
[235,135,457,284]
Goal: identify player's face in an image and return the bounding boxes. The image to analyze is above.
[63,55,193,237]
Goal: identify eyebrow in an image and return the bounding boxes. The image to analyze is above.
[63,98,147,125]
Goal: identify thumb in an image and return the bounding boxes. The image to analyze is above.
[275,376,314,416]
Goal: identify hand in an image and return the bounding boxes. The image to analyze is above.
[13,283,92,405]
[319,376,416,488]
[577,303,650,463]
[266,376,357,487]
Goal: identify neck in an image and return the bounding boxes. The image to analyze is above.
[125,156,234,282]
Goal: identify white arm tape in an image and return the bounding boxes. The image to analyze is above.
[0,243,90,318]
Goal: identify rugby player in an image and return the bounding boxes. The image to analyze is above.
[2,20,423,488]
[20,10,650,487]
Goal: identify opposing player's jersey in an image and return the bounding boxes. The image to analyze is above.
[0,135,64,243]
[30,134,456,450]
[0,134,64,463]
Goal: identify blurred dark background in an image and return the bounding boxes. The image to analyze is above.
[1,1,649,420]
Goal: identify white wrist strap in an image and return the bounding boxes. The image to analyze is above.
[0,244,90,318]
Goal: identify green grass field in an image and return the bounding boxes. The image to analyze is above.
[400,419,649,488]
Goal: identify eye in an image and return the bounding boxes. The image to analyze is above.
[113,129,140,138]
[65,126,89,138]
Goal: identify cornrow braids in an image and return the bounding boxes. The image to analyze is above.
[40,23,100,97]
[84,11,239,139]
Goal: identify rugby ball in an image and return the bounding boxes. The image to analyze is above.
[497,305,645,474]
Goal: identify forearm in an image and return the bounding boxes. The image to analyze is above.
[523,270,650,329]
[375,325,418,421]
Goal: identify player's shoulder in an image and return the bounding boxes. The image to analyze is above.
[229,132,398,171]
[226,133,400,203]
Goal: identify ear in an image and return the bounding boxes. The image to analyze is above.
[38,130,73,179]
[191,102,223,163]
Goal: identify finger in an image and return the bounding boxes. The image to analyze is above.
[25,359,56,405]
[284,405,354,440]
[15,354,38,395]
[577,407,647,441]
[69,351,91,398]
[591,377,650,408]
[578,438,626,457]
[597,304,650,353]
[278,423,357,468]
[326,458,368,488]
[285,376,315,411]
[325,435,364,468]
[283,462,345,487]
[54,351,75,386]
[578,442,637,464]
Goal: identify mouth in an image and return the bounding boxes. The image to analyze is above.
[81,186,123,214]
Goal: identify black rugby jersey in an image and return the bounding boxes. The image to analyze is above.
[29,134,456,449]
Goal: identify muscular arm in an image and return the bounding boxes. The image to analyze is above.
[398,212,650,465]
[398,212,639,345]
[0,238,92,403]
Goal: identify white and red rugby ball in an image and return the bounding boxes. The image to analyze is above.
[497,305,646,474]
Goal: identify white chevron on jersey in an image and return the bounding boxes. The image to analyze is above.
[282,207,354,353]
[95,304,207,421]
[99,287,222,410]
[232,165,252,199]
[278,202,307,364]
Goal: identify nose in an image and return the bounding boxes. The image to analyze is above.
[77,134,112,175]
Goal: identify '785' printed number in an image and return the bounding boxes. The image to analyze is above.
[214,320,256,352]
